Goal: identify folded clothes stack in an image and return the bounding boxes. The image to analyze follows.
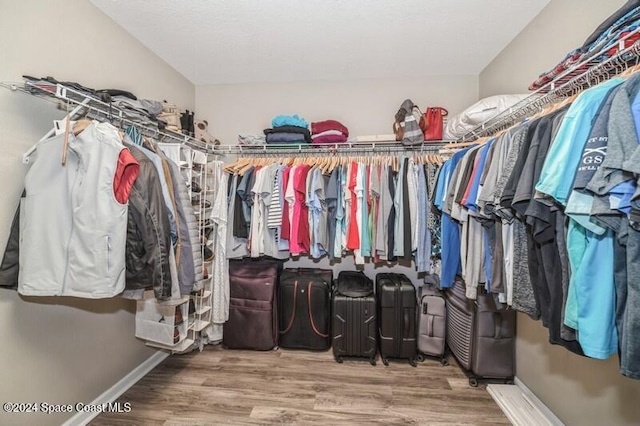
[263,114,311,145]
[529,1,640,90]
[310,119,349,144]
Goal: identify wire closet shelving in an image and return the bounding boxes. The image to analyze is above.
[4,27,640,154]
[460,28,640,141]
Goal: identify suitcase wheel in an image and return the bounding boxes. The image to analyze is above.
[469,377,479,387]
[440,358,449,366]
[335,356,343,364]
[417,354,425,363]
[382,358,389,366]
[409,359,417,368]
[369,358,376,366]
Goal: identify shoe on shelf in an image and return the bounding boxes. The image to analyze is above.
[174,306,184,326]
[191,197,212,208]
[203,245,214,262]
[201,226,213,241]
[191,180,202,193]
[173,327,180,344]
[199,218,212,228]
[203,266,209,280]
[188,299,196,315]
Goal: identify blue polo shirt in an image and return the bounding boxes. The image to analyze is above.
[536,78,623,206]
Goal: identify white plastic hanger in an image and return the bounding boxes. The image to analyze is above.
[22,98,91,164]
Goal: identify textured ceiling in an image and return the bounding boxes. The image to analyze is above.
[90,0,549,85]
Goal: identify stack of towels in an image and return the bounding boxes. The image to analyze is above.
[264,114,311,145]
[311,120,349,144]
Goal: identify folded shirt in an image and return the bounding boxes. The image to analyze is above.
[311,134,348,144]
[581,1,640,51]
[271,114,308,129]
[264,126,312,143]
[238,134,266,146]
[112,96,163,117]
[311,120,349,137]
[266,132,309,144]
[311,129,345,139]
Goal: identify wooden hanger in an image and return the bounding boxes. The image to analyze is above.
[72,119,92,136]
[620,63,640,79]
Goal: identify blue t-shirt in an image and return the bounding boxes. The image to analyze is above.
[360,164,371,257]
[564,221,617,359]
[436,147,473,288]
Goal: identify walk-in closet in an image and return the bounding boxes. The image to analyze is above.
[1,1,640,425]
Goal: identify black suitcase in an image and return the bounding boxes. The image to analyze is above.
[445,278,516,386]
[332,271,377,365]
[278,268,332,350]
[223,259,282,350]
[376,273,418,367]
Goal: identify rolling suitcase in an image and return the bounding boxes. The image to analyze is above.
[278,268,332,350]
[223,258,281,350]
[445,278,516,386]
[376,273,417,367]
[417,282,448,365]
[332,271,377,365]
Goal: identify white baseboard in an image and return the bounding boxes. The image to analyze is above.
[62,351,169,426]
[514,377,564,426]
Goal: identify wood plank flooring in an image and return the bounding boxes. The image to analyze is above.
[92,346,509,425]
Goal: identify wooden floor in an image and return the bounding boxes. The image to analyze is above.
[92,346,509,425]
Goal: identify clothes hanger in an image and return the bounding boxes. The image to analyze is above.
[620,62,640,79]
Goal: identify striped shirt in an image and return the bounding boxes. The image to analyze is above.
[267,165,282,228]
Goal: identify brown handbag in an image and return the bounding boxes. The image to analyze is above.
[420,107,449,141]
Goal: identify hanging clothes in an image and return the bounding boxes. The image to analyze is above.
[432,72,640,380]
[223,155,443,272]
[210,161,229,324]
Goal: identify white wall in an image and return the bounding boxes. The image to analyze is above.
[196,76,478,145]
[479,1,640,424]
[0,1,194,424]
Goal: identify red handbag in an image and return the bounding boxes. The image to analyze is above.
[420,107,448,141]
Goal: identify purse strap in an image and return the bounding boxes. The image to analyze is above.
[434,107,449,117]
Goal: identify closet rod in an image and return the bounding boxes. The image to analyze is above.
[0,80,221,155]
[461,27,640,141]
[221,140,450,156]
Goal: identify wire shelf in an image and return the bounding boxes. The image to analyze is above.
[460,28,640,141]
[0,79,221,154]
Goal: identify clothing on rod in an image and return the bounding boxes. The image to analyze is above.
[224,157,442,271]
[434,71,640,380]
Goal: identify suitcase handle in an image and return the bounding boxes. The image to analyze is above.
[308,282,329,338]
[494,312,503,339]
[427,313,434,337]
[279,281,299,334]
[404,310,410,338]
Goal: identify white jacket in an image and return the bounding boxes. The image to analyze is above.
[19,121,132,298]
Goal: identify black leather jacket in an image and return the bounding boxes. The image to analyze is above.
[125,145,172,299]
[0,193,21,289]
